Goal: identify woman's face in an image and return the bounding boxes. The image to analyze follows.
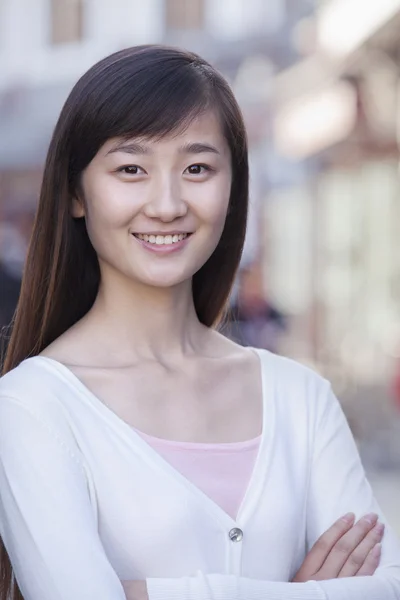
[74,110,232,289]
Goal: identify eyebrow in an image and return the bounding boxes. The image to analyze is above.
[106,141,221,156]
[180,142,220,155]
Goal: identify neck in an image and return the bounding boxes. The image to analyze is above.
[82,270,208,363]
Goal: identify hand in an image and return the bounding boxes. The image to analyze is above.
[293,512,384,582]
[121,580,149,600]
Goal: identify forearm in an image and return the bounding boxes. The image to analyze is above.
[146,573,326,600]
[146,572,400,600]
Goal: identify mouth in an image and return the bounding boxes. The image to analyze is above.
[133,232,191,246]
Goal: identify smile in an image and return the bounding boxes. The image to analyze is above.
[133,233,190,245]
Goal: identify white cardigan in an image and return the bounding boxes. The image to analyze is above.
[0,349,399,600]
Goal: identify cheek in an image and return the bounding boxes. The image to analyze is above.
[82,197,130,262]
[198,179,231,229]
[84,180,135,232]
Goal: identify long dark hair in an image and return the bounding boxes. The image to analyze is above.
[0,45,248,599]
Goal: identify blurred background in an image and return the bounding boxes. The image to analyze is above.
[0,0,399,531]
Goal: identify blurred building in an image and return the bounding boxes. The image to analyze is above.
[267,1,400,390]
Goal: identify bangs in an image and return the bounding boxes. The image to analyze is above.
[78,56,216,148]
[113,68,214,142]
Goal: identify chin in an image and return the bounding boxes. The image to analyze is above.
[137,271,193,290]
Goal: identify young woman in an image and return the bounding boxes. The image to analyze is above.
[0,45,399,600]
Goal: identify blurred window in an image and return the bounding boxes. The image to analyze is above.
[50,0,84,44]
[166,0,204,29]
[206,0,285,40]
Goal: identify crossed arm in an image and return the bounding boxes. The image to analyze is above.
[122,511,386,599]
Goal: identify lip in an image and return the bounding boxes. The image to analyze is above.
[131,232,192,254]
[133,231,191,236]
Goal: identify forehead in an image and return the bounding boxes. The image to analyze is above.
[173,110,225,142]
[101,110,229,156]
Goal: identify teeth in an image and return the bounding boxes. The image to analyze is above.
[135,233,188,245]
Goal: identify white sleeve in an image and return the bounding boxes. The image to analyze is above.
[0,395,126,600]
[305,384,400,599]
[147,574,327,599]
[145,385,400,600]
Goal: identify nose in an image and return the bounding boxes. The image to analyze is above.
[143,175,187,222]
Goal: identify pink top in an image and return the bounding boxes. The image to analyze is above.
[134,429,261,520]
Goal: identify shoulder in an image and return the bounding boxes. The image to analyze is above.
[0,359,87,469]
[0,357,74,425]
[1,356,61,396]
[256,349,333,421]
[257,348,328,388]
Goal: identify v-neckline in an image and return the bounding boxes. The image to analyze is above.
[29,348,275,529]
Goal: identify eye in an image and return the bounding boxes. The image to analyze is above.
[185,164,212,176]
[117,165,145,175]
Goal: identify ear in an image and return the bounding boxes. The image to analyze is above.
[71,195,85,218]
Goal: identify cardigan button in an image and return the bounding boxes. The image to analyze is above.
[229,527,243,542]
